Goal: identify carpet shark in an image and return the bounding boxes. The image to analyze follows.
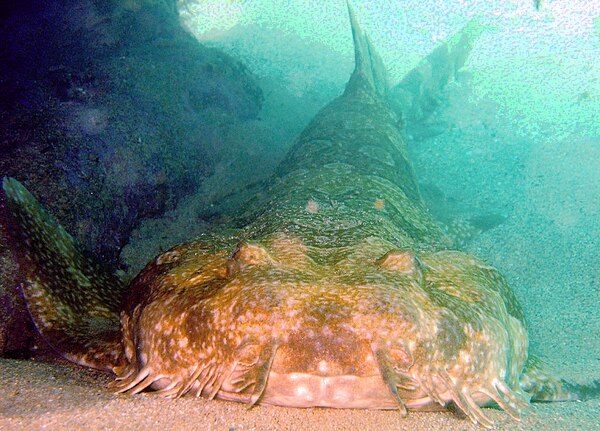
[2,3,598,428]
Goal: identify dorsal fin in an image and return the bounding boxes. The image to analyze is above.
[2,177,126,372]
[345,2,389,98]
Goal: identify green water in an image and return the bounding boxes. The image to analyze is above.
[171,0,600,393]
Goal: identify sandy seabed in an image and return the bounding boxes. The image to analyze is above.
[0,357,597,431]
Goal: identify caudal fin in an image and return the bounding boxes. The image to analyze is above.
[390,18,486,125]
[2,177,126,372]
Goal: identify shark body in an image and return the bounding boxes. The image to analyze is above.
[3,5,597,429]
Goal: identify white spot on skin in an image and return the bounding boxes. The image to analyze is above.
[295,384,313,401]
[286,308,301,318]
[318,360,329,374]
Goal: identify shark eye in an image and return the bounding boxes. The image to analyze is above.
[227,243,271,276]
[377,249,423,281]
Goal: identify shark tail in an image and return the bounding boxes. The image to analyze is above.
[390,17,486,125]
[2,177,126,372]
[346,4,485,119]
[520,354,600,403]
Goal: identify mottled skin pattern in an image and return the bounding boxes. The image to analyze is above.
[2,5,590,430]
[114,9,530,427]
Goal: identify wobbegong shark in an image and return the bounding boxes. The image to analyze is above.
[2,4,598,428]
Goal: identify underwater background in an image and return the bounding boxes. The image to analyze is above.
[0,0,598,429]
[143,0,600,382]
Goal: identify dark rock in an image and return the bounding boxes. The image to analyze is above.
[0,0,263,356]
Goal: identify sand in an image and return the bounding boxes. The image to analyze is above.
[0,357,596,431]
